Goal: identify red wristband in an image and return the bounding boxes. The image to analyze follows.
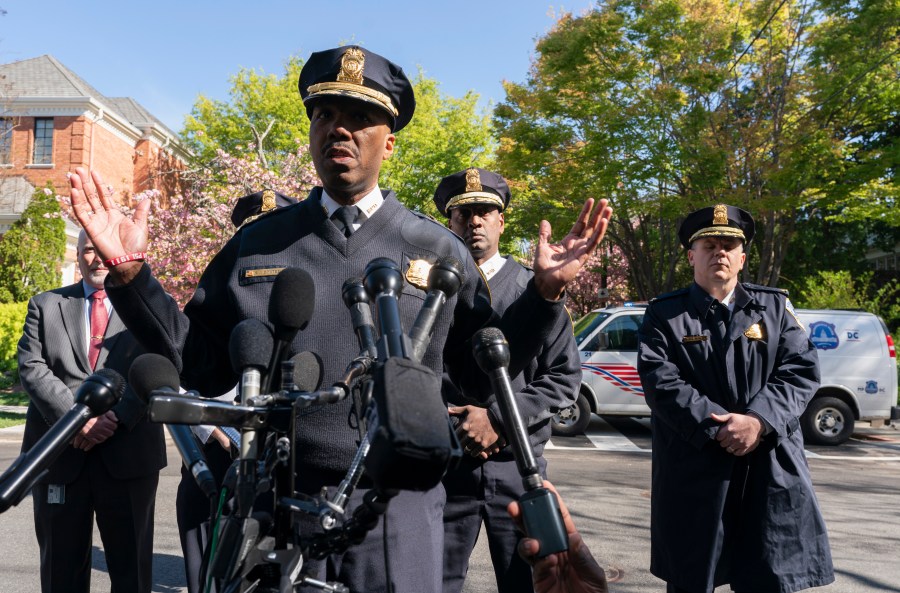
[103,252,146,267]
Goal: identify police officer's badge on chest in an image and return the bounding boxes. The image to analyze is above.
[744,322,765,341]
[405,259,432,290]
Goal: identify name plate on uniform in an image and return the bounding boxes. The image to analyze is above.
[682,335,708,343]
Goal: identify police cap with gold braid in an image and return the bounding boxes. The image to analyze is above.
[230,189,298,228]
[432,168,511,217]
[678,204,755,248]
[299,46,415,133]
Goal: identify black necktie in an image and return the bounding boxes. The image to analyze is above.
[332,205,360,237]
[714,301,731,344]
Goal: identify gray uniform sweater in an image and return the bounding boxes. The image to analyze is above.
[108,188,567,481]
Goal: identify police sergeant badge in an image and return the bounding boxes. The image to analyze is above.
[405,259,432,290]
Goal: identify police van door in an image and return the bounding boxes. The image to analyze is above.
[581,312,649,415]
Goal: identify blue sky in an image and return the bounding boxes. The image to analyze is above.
[0,1,595,132]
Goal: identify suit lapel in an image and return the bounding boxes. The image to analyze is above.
[59,284,91,374]
[95,309,125,370]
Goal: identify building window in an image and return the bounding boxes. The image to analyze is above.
[0,118,12,163]
[33,117,53,164]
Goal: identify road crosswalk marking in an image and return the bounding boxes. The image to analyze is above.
[547,416,900,460]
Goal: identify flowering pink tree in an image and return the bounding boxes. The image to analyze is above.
[144,144,319,305]
[60,144,319,306]
[559,245,631,318]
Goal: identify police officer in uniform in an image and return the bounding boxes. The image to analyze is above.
[637,205,834,593]
[67,46,613,593]
[433,169,580,593]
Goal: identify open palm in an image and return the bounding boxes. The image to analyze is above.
[532,198,613,300]
[68,167,151,263]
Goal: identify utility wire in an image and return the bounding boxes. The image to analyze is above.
[729,0,790,73]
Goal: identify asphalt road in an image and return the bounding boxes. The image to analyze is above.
[1,416,899,592]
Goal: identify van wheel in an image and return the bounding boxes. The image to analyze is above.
[552,394,591,436]
[801,397,854,446]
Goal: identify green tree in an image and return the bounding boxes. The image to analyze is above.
[381,71,495,215]
[0,184,65,303]
[794,270,900,333]
[805,0,900,226]
[181,56,310,171]
[494,0,898,297]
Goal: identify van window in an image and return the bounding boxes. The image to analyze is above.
[585,314,642,351]
[574,311,611,346]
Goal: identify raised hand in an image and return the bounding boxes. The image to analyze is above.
[68,167,152,282]
[533,198,613,301]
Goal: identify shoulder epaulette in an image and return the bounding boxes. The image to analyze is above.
[649,287,689,304]
[743,283,789,296]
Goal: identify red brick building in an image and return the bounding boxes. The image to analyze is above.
[0,54,189,284]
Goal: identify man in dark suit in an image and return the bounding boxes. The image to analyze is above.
[17,230,167,593]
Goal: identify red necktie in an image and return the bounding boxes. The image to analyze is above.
[89,290,108,370]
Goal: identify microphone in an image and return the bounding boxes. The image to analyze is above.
[342,277,378,359]
[228,318,276,515]
[129,353,218,500]
[363,258,408,359]
[407,256,464,363]
[289,350,324,393]
[0,369,124,513]
[472,327,568,557]
[229,319,273,405]
[264,267,315,393]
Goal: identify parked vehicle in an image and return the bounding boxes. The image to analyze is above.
[552,305,899,445]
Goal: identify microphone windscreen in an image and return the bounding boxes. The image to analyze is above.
[290,351,324,392]
[129,353,181,402]
[472,326,510,370]
[93,368,126,396]
[78,368,127,414]
[228,318,274,372]
[269,267,316,340]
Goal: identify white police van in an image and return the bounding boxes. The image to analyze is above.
[552,304,899,445]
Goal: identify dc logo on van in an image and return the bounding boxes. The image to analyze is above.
[865,380,879,394]
[808,321,840,350]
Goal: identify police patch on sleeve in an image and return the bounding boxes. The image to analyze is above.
[785,298,804,330]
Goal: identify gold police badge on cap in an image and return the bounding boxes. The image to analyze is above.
[713,204,729,226]
[445,168,506,212]
[337,47,365,85]
[405,259,432,290]
[465,168,482,193]
[261,190,277,213]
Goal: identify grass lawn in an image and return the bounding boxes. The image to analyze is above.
[0,391,28,406]
[0,386,27,427]
[0,411,25,429]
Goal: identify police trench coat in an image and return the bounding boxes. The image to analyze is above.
[638,282,834,593]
